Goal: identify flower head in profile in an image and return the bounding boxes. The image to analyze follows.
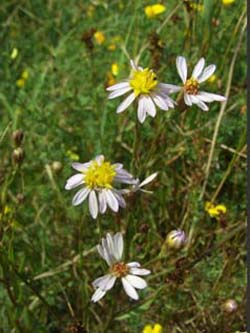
[175,56,226,111]
[65,155,137,219]
[144,4,166,18]
[107,60,179,123]
[205,202,227,218]
[94,31,105,45]
[143,323,163,333]
[91,232,151,302]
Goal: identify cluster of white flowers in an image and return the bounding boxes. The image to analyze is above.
[107,57,226,123]
[64,55,226,305]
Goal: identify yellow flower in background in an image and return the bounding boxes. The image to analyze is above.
[10,48,18,60]
[16,70,29,88]
[66,150,80,161]
[94,31,105,45]
[86,5,95,17]
[145,4,166,18]
[111,63,119,76]
[222,0,235,5]
[106,72,116,87]
[108,43,116,51]
[190,3,204,11]
[207,74,217,84]
[143,323,163,333]
[205,202,227,218]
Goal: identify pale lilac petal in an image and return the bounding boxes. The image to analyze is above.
[72,188,90,206]
[184,93,192,106]
[121,277,139,300]
[72,162,91,172]
[108,86,132,99]
[89,190,98,219]
[139,172,158,188]
[91,288,106,303]
[95,155,104,164]
[98,191,107,214]
[198,64,216,83]
[189,95,200,104]
[176,56,187,84]
[127,262,141,268]
[93,274,116,291]
[137,97,146,123]
[198,91,226,102]
[113,232,124,260]
[197,101,209,111]
[192,58,205,79]
[157,83,181,94]
[106,81,130,91]
[65,173,84,190]
[143,95,156,117]
[116,93,136,113]
[113,191,126,209]
[104,189,119,212]
[130,267,151,276]
[125,275,147,289]
[151,93,169,111]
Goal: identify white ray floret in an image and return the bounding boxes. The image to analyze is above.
[91,232,151,302]
[65,155,137,219]
[107,59,179,123]
[173,56,226,111]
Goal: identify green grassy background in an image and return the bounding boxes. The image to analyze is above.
[0,0,246,332]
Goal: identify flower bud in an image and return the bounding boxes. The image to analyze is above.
[12,129,24,147]
[12,147,24,165]
[166,230,187,249]
[223,299,238,313]
[52,161,63,173]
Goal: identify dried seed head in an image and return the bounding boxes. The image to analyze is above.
[12,129,24,147]
[223,299,238,313]
[12,147,24,165]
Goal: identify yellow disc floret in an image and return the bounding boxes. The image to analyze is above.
[184,77,199,95]
[84,160,116,189]
[129,68,158,97]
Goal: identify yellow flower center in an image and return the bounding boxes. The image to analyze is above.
[184,77,199,95]
[84,160,116,189]
[110,262,129,277]
[129,68,158,97]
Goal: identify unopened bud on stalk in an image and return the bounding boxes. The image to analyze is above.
[223,299,238,313]
[12,147,24,165]
[12,129,24,147]
[52,161,63,173]
[166,230,187,249]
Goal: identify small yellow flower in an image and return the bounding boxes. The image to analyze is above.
[66,150,80,161]
[108,43,116,51]
[16,78,25,88]
[144,4,166,18]
[143,323,163,333]
[207,74,217,84]
[111,63,119,76]
[94,31,105,45]
[106,72,116,87]
[21,70,29,80]
[4,206,11,215]
[190,3,204,11]
[86,5,95,17]
[222,0,235,5]
[10,48,18,60]
[205,202,227,218]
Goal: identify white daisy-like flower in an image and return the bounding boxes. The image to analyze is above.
[175,56,226,111]
[91,232,151,303]
[65,155,137,219]
[107,60,179,123]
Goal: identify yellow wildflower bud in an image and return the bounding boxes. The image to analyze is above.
[21,70,29,80]
[145,4,166,18]
[106,72,116,87]
[94,31,105,45]
[143,325,153,333]
[207,74,217,84]
[16,78,25,88]
[111,63,119,76]
[205,202,227,218]
[153,323,163,333]
[108,43,116,51]
[222,0,235,5]
[10,48,18,60]
[66,150,80,161]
